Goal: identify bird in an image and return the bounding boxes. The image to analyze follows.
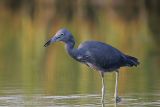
[44,28,139,103]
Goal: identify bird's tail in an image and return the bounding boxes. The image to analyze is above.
[125,55,140,67]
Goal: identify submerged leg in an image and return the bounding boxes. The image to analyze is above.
[101,72,105,103]
[114,70,121,103]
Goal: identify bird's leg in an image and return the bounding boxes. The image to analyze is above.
[114,71,118,98]
[101,72,105,103]
[114,70,121,103]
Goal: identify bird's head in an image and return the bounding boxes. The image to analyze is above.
[44,28,74,47]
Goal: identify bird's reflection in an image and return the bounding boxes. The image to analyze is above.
[101,101,105,107]
[101,101,119,107]
[114,103,117,107]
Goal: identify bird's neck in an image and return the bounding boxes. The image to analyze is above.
[65,40,78,60]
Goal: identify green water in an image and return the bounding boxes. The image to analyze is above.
[0,1,160,106]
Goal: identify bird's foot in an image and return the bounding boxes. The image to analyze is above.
[115,96,121,103]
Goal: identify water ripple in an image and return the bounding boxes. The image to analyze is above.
[0,92,159,107]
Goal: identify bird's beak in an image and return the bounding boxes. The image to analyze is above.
[44,36,57,47]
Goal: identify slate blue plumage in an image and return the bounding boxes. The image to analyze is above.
[77,41,139,71]
[44,28,139,103]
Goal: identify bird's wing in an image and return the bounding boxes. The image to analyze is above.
[76,51,93,62]
[78,41,126,70]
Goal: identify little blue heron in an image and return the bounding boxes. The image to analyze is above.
[44,28,139,103]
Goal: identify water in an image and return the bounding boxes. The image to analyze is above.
[0,67,160,106]
[0,93,160,106]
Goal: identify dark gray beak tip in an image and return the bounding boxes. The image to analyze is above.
[44,40,51,47]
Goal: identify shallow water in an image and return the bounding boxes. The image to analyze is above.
[0,92,160,107]
[0,55,160,106]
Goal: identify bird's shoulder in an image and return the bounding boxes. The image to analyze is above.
[77,40,104,57]
[78,40,108,49]
[76,41,98,62]
[76,41,113,62]
[77,40,125,64]
[78,40,121,54]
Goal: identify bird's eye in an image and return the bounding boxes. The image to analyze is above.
[61,33,64,36]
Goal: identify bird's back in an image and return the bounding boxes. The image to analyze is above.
[77,41,139,72]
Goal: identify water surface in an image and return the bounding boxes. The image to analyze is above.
[0,92,160,106]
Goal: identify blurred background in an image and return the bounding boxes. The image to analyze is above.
[0,0,160,106]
